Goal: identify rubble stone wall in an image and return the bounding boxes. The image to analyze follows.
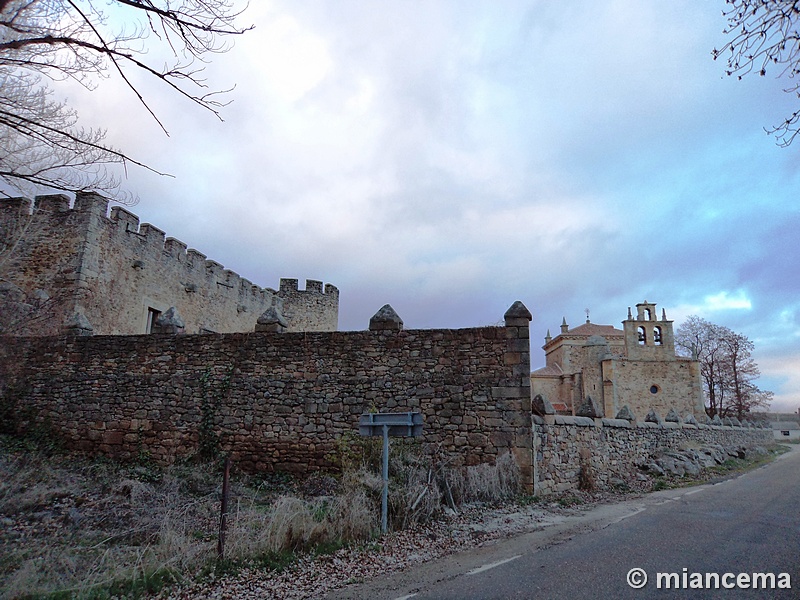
[533,416,774,495]
[0,312,533,486]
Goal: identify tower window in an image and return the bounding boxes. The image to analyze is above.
[650,385,660,394]
[637,326,646,345]
[146,307,161,333]
[644,308,652,320]
[654,326,663,345]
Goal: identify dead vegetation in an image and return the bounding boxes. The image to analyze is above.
[0,435,522,599]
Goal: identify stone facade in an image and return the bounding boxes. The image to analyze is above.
[0,303,534,487]
[531,301,704,420]
[0,192,338,335]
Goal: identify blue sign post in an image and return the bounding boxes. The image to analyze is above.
[358,412,423,533]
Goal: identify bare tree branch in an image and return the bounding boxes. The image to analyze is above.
[714,0,800,146]
[0,0,251,199]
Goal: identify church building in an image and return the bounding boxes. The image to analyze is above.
[530,301,705,420]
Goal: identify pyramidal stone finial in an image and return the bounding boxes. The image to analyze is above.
[576,395,602,418]
[369,304,403,331]
[152,306,185,334]
[64,312,93,336]
[532,394,555,416]
[616,405,636,421]
[504,301,531,326]
[645,409,663,425]
[256,305,288,333]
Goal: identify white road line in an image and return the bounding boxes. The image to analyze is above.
[466,555,522,576]
[394,594,418,600]
[684,487,706,496]
[613,507,646,523]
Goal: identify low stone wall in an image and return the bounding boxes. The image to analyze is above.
[533,415,774,495]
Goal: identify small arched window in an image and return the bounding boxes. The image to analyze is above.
[654,326,663,345]
[637,326,646,345]
[644,308,652,321]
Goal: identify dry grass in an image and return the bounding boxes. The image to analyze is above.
[445,452,521,504]
[0,438,523,599]
[224,488,377,559]
[0,450,222,599]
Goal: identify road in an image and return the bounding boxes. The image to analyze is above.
[326,444,800,599]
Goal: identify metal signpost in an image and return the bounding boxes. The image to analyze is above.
[358,412,423,533]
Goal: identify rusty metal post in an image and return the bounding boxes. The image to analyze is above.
[217,456,231,559]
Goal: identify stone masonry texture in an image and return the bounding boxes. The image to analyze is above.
[0,311,533,487]
[533,417,772,495]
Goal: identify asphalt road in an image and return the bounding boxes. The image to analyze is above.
[327,444,800,600]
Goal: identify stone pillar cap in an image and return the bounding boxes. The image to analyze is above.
[369,304,403,331]
[532,394,555,416]
[153,306,185,334]
[576,395,602,418]
[645,409,663,425]
[615,405,636,421]
[64,312,93,336]
[257,305,288,327]
[156,306,185,328]
[504,301,532,322]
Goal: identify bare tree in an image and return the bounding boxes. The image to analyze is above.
[713,0,800,146]
[0,0,251,199]
[676,315,772,418]
[720,330,772,420]
[675,316,730,417]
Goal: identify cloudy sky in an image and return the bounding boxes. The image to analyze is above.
[70,1,800,412]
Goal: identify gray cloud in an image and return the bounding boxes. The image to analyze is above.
[58,0,800,411]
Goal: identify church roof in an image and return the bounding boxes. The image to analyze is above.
[531,364,563,376]
[566,322,624,337]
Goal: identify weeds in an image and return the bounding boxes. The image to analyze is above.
[0,437,525,599]
[578,457,595,492]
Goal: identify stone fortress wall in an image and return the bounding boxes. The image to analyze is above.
[0,303,535,487]
[0,192,338,335]
[277,279,339,332]
[0,299,772,495]
[0,195,772,494]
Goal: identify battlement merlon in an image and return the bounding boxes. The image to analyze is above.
[164,237,188,258]
[2,192,109,219]
[35,194,70,213]
[278,278,339,297]
[110,206,140,231]
[0,197,33,215]
[73,191,109,217]
[139,224,166,245]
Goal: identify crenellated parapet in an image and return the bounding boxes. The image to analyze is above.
[102,203,279,312]
[276,278,339,332]
[1,193,339,335]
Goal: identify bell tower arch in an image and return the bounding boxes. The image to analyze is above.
[623,301,676,359]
